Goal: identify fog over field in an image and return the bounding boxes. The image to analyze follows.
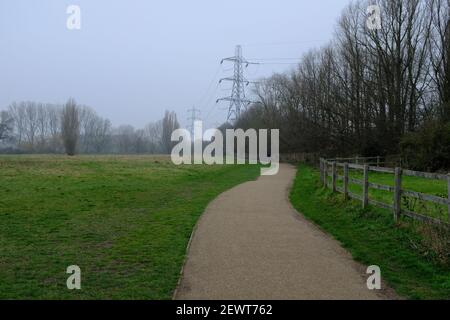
[0,0,350,129]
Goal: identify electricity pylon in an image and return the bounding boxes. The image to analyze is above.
[187,107,201,136]
[217,45,257,122]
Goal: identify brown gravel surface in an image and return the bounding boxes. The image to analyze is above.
[175,164,393,300]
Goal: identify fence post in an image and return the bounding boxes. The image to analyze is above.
[377,156,380,167]
[332,162,337,192]
[323,159,326,187]
[362,165,369,208]
[344,163,349,200]
[322,159,326,186]
[319,159,323,185]
[447,173,450,222]
[394,167,403,222]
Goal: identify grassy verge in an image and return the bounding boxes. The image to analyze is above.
[0,155,260,299]
[290,165,450,300]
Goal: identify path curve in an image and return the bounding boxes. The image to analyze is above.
[175,164,389,300]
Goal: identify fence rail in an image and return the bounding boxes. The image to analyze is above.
[319,157,450,229]
[280,153,319,165]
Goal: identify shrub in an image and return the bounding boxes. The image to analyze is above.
[400,121,450,171]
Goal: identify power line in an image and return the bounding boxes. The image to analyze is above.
[188,62,223,130]
[250,62,300,65]
[247,57,303,61]
[241,40,327,47]
[195,64,223,108]
[245,57,302,65]
[202,83,221,122]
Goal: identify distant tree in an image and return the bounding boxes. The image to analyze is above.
[78,106,97,153]
[161,111,179,154]
[145,120,163,153]
[0,111,13,141]
[91,118,111,153]
[115,125,136,154]
[7,102,25,146]
[135,129,146,154]
[61,99,80,156]
[21,102,38,151]
[47,104,62,152]
[77,106,111,153]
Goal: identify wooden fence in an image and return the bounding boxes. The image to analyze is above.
[319,157,450,228]
[326,155,403,168]
[280,153,319,165]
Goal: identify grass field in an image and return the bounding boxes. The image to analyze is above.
[327,167,449,223]
[291,165,450,300]
[0,155,260,299]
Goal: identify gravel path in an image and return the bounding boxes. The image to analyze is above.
[175,164,390,300]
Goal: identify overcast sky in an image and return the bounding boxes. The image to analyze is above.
[0,0,352,129]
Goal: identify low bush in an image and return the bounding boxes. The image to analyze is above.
[400,121,450,171]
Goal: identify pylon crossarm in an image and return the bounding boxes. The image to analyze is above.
[219,77,235,83]
[221,57,237,64]
[216,97,251,104]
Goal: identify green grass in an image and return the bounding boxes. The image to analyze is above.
[0,155,260,299]
[291,165,450,300]
[328,168,449,222]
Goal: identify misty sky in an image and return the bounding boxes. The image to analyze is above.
[0,0,352,129]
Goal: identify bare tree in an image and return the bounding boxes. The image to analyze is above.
[145,120,163,153]
[36,103,49,150]
[23,102,38,150]
[0,111,13,141]
[161,111,179,154]
[428,0,450,121]
[2,99,168,155]
[134,129,146,154]
[114,125,136,154]
[91,118,111,153]
[61,99,80,156]
[7,102,25,146]
[244,0,444,161]
[47,104,62,152]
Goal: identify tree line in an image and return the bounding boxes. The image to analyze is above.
[0,99,180,156]
[236,0,450,170]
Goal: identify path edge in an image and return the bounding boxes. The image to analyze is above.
[171,213,200,300]
[286,164,401,300]
[171,173,263,300]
